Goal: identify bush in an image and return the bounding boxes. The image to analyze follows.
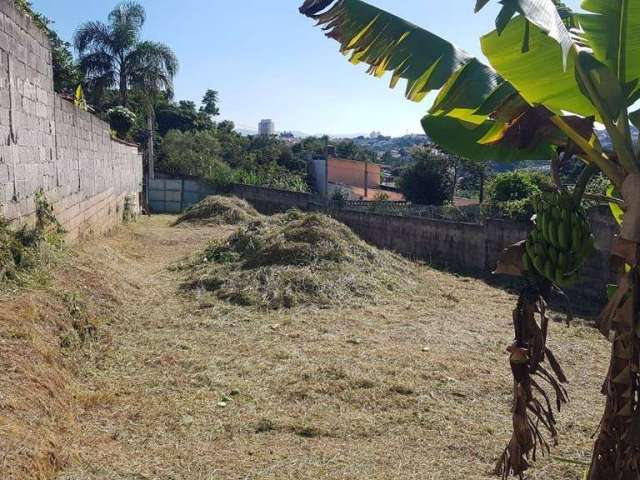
[107,106,136,139]
[232,163,308,193]
[484,171,552,220]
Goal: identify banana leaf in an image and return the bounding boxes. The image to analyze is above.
[300,0,559,160]
[481,16,595,118]
[476,0,574,63]
[578,0,640,89]
[421,115,553,161]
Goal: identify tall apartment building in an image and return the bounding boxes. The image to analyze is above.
[258,119,275,136]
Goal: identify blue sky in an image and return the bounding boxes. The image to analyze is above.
[32,0,581,136]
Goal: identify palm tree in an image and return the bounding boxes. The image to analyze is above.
[73,1,178,108]
[300,1,640,479]
[129,42,178,181]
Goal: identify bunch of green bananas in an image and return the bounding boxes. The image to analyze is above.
[522,191,594,288]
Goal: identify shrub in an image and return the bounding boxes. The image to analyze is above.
[330,188,349,203]
[484,171,552,220]
[1,191,64,283]
[107,106,136,139]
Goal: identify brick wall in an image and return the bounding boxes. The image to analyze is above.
[0,0,142,239]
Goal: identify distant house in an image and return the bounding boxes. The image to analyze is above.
[453,196,480,207]
[309,156,404,201]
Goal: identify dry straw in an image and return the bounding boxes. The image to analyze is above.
[185,209,416,309]
[175,195,262,226]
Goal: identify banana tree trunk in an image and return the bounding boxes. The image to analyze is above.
[588,245,640,479]
[494,243,569,479]
[589,175,640,480]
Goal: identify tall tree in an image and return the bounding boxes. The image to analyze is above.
[201,89,220,117]
[74,1,177,107]
[398,146,454,206]
[128,40,179,181]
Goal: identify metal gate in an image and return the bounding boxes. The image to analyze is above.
[148,178,217,213]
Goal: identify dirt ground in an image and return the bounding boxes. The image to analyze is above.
[2,215,610,479]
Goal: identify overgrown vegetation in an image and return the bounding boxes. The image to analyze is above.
[176,196,261,225]
[107,106,137,139]
[14,0,83,94]
[0,191,64,284]
[185,211,414,309]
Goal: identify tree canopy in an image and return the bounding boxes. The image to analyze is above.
[74,1,178,107]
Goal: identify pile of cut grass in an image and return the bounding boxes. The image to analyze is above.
[185,210,415,309]
[0,219,48,282]
[175,195,261,226]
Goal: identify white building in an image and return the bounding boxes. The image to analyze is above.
[258,119,275,136]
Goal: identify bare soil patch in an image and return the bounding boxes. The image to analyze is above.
[1,215,609,480]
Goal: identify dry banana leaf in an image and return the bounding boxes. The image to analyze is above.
[494,241,526,277]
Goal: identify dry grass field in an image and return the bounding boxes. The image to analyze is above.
[1,215,610,480]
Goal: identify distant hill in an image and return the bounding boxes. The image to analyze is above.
[595,124,638,151]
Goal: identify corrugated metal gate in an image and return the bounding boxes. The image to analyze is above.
[148,178,217,213]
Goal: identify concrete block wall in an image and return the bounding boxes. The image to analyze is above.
[220,183,618,305]
[0,0,142,239]
[229,184,310,214]
[328,208,487,270]
[148,176,618,303]
[326,208,616,303]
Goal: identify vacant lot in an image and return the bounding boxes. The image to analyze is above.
[2,216,609,480]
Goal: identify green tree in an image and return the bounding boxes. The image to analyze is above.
[156,100,213,136]
[201,89,220,117]
[50,30,83,94]
[158,130,221,177]
[301,1,640,478]
[127,38,178,181]
[216,120,249,167]
[292,136,328,157]
[398,147,453,206]
[485,171,553,220]
[74,1,178,107]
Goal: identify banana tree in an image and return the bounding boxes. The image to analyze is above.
[300,1,640,478]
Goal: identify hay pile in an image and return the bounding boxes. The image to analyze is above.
[175,195,261,225]
[186,210,415,309]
